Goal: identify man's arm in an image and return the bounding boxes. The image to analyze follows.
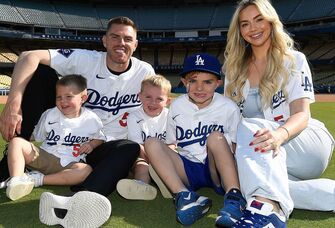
[0,50,51,141]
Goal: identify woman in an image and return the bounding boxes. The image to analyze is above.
[224,0,335,226]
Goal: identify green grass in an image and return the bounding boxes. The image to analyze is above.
[0,103,334,227]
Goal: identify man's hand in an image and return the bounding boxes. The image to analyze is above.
[0,104,22,141]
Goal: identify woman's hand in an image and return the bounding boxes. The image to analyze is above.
[249,127,287,156]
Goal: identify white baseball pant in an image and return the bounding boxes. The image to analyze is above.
[235,118,335,219]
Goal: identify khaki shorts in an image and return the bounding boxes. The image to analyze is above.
[27,143,78,175]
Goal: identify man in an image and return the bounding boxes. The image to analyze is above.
[0,16,154,225]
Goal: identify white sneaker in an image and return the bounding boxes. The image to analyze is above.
[27,170,44,187]
[39,191,111,228]
[116,179,157,200]
[149,165,173,198]
[6,174,34,201]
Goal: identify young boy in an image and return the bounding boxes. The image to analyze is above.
[144,53,246,226]
[6,75,106,201]
[117,74,173,200]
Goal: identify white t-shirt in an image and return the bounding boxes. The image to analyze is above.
[49,49,155,140]
[33,107,106,167]
[166,93,240,163]
[127,107,168,144]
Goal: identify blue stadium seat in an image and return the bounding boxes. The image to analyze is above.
[0,0,25,24]
[13,0,63,27]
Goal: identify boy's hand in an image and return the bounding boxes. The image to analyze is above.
[79,142,94,154]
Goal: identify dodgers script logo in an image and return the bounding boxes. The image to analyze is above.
[272,90,286,109]
[195,55,205,65]
[176,122,225,148]
[85,89,141,115]
[141,131,166,142]
[45,130,89,146]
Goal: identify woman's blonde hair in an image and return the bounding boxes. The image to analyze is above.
[224,0,295,108]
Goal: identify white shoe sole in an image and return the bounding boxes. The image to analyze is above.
[6,180,34,201]
[39,191,111,228]
[149,165,173,198]
[116,179,157,200]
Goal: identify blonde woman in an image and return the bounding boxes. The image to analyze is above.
[224,0,335,227]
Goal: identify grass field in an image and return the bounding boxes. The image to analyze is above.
[0,102,334,227]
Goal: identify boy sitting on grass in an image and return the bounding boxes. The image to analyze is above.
[144,53,246,226]
[117,74,172,200]
[6,75,106,200]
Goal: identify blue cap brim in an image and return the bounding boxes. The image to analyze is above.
[179,68,221,79]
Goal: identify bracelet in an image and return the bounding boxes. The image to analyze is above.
[279,126,290,140]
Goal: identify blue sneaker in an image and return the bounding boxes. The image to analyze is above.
[175,191,212,226]
[233,199,286,228]
[216,188,246,227]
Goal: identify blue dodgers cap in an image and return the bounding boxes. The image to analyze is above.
[180,53,222,79]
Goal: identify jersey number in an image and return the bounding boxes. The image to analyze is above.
[72,144,80,157]
[119,112,129,127]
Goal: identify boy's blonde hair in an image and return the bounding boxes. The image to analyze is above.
[141,74,172,95]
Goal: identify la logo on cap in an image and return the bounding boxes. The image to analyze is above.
[195,55,205,66]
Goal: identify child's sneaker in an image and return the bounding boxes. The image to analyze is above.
[149,165,173,198]
[6,174,34,200]
[175,191,212,226]
[116,179,157,200]
[233,198,286,228]
[216,188,246,227]
[39,191,111,228]
[26,170,44,187]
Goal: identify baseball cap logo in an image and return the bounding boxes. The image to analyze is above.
[195,55,205,66]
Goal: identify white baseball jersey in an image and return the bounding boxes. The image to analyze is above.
[127,107,168,144]
[166,93,240,163]
[49,49,155,141]
[33,107,106,167]
[225,50,314,122]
